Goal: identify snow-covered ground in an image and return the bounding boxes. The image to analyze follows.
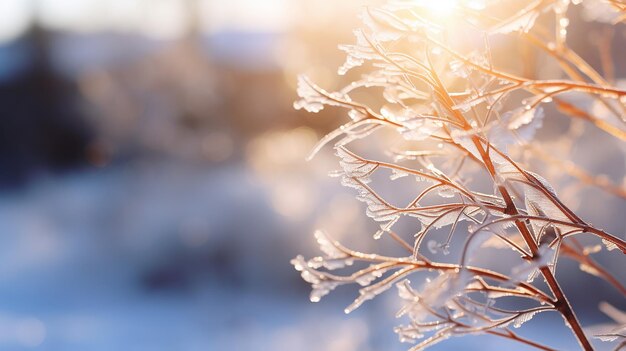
[0,160,378,351]
[0,160,618,350]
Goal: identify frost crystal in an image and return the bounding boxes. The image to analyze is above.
[314,230,346,259]
[602,239,618,252]
[396,271,473,323]
[390,169,409,180]
[512,310,542,328]
[489,107,545,150]
[291,255,341,302]
[336,147,378,179]
[338,30,377,75]
[293,75,352,113]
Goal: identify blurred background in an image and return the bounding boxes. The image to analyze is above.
[0,0,623,350]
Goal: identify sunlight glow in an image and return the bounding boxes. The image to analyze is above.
[0,0,31,43]
[418,0,458,18]
[0,0,297,43]
[201,0,294,32]
[413,0,486,20]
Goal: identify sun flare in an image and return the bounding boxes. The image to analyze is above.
[421,0,458,17]
[413,0,486,20]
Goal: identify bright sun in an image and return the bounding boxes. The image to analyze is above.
[423,0,458,17]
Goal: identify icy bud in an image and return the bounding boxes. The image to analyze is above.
[397,270,473,323]
[291,255,342,302]
[294,75,351,113]
[345,266,414,314]
[511,310,543,328]
[338,30,377,75]
[314,230,346,259]
[335,147,378,179]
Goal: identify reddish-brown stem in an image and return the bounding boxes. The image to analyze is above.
[541,267,593,350]
[487,329,557,351]
[386,229,415,254]
[449,92,594,350]
[338,246,553,302]
[417,61,593,348]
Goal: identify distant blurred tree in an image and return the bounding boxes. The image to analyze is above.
[0,24,93,187]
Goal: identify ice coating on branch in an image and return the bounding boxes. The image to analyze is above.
[333,147,402,238]
[291,255,341,302]
[498,164,570,237]
[342,70,409,96]
[335,147,378,180]
[507,107,544,131]
[345,266,415,314]
[400,119,443,141]
[338,30,378,75]
[602,239,619,252]
[390,169,409,180]
[511,244,556,283]
[307,230,355,270]
[409,204,478,233]
[355,269,385,286]
[510,310,543,328]
[307,118,384,161]
[314,230,346,259]
[290,0,623,349]
[437,186,457,198]
[395,327,453,350]
[380,104,442,141]
[348,109,366,121]
[396,270,473,323]
[307,256,355,270]
[294,75,324,112]
[594,333,622,342]
[489,107,545,151]
[450,129,483,161]
[590,302,626,344]
[450,129,508,164]
[292,233,396,303]
[526,175,566,222]
[394,325,425,343]
[293,75,352,113]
